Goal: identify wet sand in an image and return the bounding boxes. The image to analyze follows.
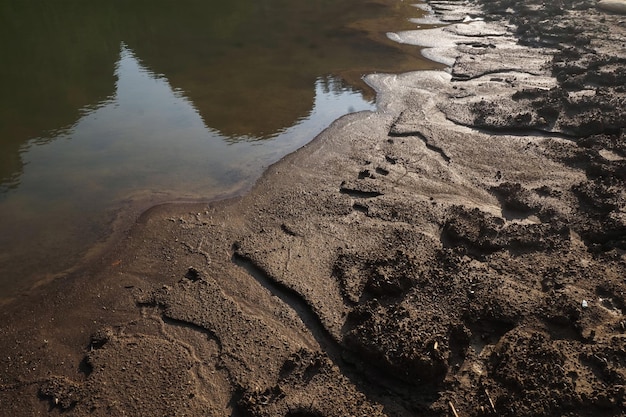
[2,0,626,415]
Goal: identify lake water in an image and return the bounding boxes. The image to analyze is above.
[0,0,440,299]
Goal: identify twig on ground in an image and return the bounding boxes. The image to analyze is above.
[449,401,460,417]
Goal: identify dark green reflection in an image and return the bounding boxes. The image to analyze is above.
[0,0,441,298]
[0,0,437,189]
[0,1,119,189]
[119,0,432,138]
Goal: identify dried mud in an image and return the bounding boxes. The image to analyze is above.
[2,0,626,416]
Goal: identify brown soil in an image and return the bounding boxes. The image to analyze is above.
[2,0,626,416]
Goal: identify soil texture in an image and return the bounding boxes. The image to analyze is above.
[1,0,626,416]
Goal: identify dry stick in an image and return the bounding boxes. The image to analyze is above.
[484,388,496,413]
[449,401,460,417]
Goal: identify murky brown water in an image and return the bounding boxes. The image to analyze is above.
[0,0,441,299]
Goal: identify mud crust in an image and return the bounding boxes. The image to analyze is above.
[1,0,626,416]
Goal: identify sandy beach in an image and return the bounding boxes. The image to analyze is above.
[1,0,626,415]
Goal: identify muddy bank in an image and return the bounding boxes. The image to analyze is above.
[1,0,626,415]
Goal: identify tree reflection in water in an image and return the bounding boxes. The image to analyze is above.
[0,0,440,297]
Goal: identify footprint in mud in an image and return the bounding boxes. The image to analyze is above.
[339,180,383,198]
[385,155,398,165]
[357,167,390,179]
[375,167,389,176]
[352,202,368,214]
[340,158,391,199]
[357,169,373,180]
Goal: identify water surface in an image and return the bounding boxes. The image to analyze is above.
[0,0,440,298]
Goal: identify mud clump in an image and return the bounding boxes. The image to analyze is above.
[490,182,536,213]
[554,131,626,251]
[343,299,457,385]
[486,329,626,416]
[332,249,421,303]
[38,377,83,411]
[469,0,626,137]
[442,205,570,255]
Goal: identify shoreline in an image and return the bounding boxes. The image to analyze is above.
[2,0,626,415]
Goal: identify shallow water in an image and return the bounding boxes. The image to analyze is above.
[0,0,440,298]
